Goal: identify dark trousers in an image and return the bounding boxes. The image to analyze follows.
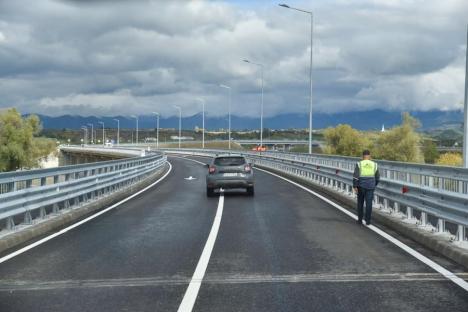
[357,187,374,223]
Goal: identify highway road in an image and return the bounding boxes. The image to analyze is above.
[0,156,467,312]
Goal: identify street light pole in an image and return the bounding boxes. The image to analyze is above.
[81,126,88,145]
[279,3,314,154]
[98,121,105,145]
[152,112,159,149]
[113,119,120,145]
[174,106,182,148]
[243,59,264,150]
[220,85,232,150]
[131,115,138,144]
[196,98,205,149]
[87,123,94,144]
[464,24,468,168]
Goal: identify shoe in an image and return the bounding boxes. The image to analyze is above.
[356,220,362,225]
[365,221,371,225]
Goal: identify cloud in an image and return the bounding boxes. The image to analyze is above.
[0,0,467,118]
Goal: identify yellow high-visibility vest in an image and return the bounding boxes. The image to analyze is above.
[358,160,377,177]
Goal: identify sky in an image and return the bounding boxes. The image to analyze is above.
[0,0,467,118]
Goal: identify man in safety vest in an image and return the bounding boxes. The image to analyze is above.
[353,150,380,225]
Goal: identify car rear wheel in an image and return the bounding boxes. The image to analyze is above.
[246,186,254,196]
[206,187,215,197]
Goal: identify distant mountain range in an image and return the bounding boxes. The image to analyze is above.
[30,109,463,131]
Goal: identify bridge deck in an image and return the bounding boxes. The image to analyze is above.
[0,156,467,311]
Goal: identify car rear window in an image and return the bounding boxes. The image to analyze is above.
[214,157,246,166]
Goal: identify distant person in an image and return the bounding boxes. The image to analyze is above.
[353,150,380,225]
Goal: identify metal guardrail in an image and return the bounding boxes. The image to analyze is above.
[0,147,167,233]
[163,148,468,243]
[61,146,146,157]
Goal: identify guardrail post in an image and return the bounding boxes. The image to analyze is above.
[406,206,413,221]
[41,177,47,186]
[24,211,32,224]
[6,217,15,230]
[54,175,59,184]
[456,225,466,242]
[428,176,434,188]
[40,207,47,219]
[381,198,390,213]
[437,219,446,233]
[393,202,400,215]
[53,203,59,214]
[419,212,428,227]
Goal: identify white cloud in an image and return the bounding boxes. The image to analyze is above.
[0,0,466,117]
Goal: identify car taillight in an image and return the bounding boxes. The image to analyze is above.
[244,164,251,173]
[209,166,216,174]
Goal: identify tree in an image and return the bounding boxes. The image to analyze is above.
[323,124,368,157]
[0,108,56,171]
[436,153,462,167]
[422,139,439,164]
[373,113,423,163]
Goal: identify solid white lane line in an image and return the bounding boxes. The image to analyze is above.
[0,162,173,265]
[255,167,468,292]
[177,193,224,312]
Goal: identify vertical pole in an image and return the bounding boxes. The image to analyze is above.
[463,24,468,168]
[260,65,264,150]
[98,122,104,145]
[228,87,231,150]
[437,219,446,233]
[309,13,314,154]
[457,225,466,242]
[202,102,205,149]
[117,120,120,145]
[136,117,139,144]
[157,114,159,149]
[179,109,181,148]
[420,212,428,227]
[88,124,94,144]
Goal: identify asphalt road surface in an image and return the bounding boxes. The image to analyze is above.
[0,155,467,312]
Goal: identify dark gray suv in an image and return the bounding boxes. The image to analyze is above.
[206,155,254,197]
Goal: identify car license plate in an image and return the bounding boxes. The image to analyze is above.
[223,173,237,177]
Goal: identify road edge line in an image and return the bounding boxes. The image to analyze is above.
[0,161,173,265]
[255,166,468,292]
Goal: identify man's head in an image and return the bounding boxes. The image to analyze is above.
[362,150,371,159]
